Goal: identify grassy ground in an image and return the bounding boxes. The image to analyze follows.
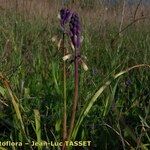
[0,1,150,150]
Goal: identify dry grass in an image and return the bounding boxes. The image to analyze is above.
[0,0,60,21]
[0,0,149,25]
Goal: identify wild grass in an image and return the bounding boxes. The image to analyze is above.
[0,0,150,150]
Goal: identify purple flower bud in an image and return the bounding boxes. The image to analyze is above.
[69,13,81,48]
[60,8,72,28]
[125,79,132,87]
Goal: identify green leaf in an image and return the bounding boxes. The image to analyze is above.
[0,86,5,96]
[55,120,61,132]
[34,109,42,150]
[0,147,7,150]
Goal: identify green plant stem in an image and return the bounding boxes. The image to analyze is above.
[62,33,67,150]
[68,48,79,140]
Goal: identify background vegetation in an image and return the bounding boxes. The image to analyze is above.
[0,0,150,150]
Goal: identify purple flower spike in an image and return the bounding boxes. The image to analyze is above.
[69,13,81,49]
[60,8,72,28]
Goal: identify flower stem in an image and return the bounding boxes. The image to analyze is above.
[62,33,67,150]
[68,48,79,140]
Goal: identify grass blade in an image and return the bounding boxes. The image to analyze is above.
[0,73,26,139]
[0,85,5,96]
[70,64,150,140]
[34,109,42,150]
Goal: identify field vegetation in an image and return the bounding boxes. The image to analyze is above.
[0,0,150,150]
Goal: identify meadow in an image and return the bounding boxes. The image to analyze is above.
[0,0,150,150]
